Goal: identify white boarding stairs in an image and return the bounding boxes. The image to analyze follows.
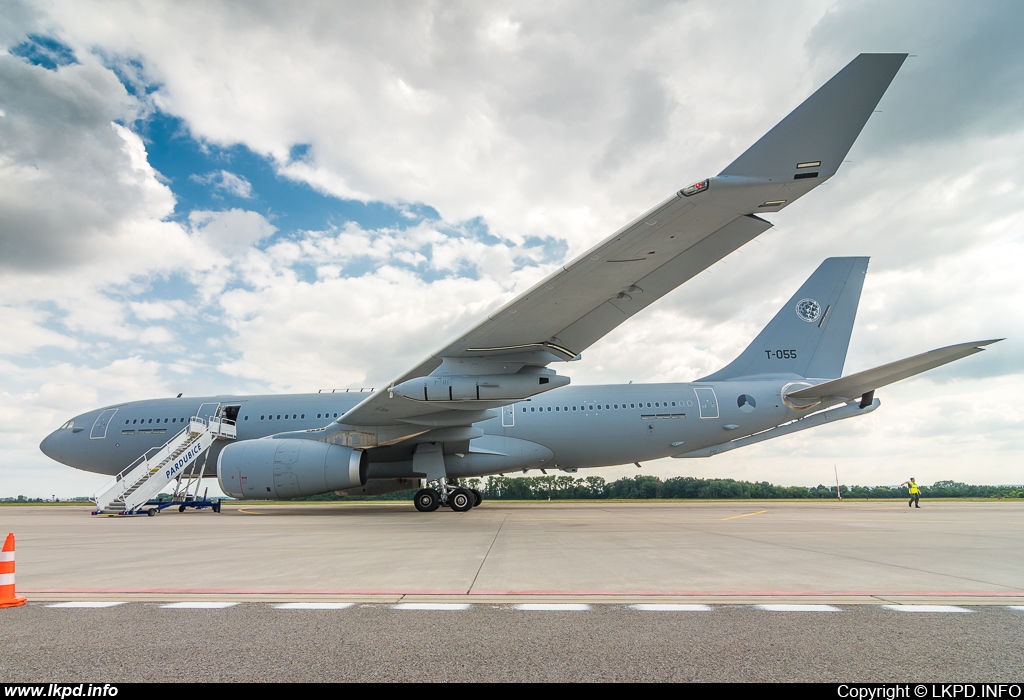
[93,416,236,515]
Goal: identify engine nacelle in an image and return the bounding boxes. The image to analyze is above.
[217,438,367,499]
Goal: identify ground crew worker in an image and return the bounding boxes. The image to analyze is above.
[901,477,921,508]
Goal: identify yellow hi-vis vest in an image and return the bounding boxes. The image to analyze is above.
[909,482,920,494]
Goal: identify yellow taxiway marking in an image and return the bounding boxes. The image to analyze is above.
[722,509,768,521]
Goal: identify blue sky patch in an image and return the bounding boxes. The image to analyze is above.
[138,111,441,236]
[10,35,77,71]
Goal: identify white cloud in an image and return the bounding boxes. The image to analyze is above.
[0,56,169,270]
[190,169,254,198]
[209,220,557,392]
[188,208,276,254]
[0,305,79,355]
[1,2,1022,496]
[129,300,185,322]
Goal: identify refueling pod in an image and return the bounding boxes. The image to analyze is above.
[392,373,569,402]
[218,438,367,499]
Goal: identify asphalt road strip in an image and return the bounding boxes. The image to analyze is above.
[33,602,1024,612]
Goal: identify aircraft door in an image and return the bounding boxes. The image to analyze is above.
[214,404,241,438]
[196,402,220,423]
[501,404,515,428]
[89,408,118,440]
[694,387,719,419]
[217,405,240,422]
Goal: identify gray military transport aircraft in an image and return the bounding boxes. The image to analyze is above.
[40,54,999,515]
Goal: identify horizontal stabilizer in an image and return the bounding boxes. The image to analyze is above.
[720,53,907,183]
[785,339,1002,402]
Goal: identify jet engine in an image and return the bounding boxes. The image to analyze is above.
[217,438,367,499]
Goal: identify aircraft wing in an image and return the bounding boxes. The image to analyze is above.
[785,339,1002,403]
[335,54,907,430]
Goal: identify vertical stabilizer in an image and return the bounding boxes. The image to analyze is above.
[699,257,868,381]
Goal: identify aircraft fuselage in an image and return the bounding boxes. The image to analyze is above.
[40,379,828,482]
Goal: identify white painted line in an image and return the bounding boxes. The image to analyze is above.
[46,602,126,608]
[631,604,713,612]
[393,603,470,611]
[1008,606,1024,611]
[515,603,590,611]
[757,604,841,612]
[881,605,972,613]
[160,602,238,609]
[273,602,356,610]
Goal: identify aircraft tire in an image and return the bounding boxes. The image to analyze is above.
[449,488,473,512]
[414,488,441,512]
[470,489,482,508]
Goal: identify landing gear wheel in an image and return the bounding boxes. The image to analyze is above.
[449,488,473,512]
[213,502,221,513]
[414,488,441,512]
[470,489,482,508]
[147,508,157,517]
[178,505,186,513]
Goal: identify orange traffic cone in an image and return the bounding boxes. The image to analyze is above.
[0,532,27,608]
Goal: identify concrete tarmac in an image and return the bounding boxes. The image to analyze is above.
[3,500,1022,603]
[2,500,1023,682]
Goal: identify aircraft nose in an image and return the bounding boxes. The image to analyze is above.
[39,425,77,466]
[39,430,60,460]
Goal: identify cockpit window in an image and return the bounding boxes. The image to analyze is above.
[59,420,74,430]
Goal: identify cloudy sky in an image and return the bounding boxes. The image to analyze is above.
[2,0,1021,499]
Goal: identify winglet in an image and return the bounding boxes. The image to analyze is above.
[719,53,907,182]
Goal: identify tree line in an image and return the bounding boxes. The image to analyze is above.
[291,476,1024,501]
[6,478,1021,503]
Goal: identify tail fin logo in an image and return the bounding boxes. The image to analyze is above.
[795,298,821,323]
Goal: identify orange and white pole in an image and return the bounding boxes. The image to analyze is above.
[0,532,27,608]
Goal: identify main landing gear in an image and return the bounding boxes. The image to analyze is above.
[413,480,482,513]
